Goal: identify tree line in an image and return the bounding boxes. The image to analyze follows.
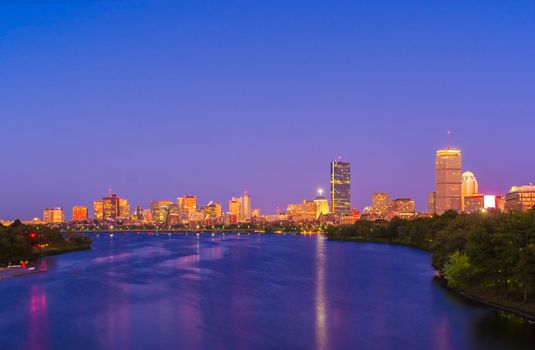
[0,220,92,265]
[327,209,535,306]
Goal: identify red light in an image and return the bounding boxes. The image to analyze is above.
[29,232,37,239]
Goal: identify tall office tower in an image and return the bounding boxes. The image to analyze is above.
[72,206,88,221]
[177,197,184,211]
[330,161,351,215]
[202,201,222,220]
[435,147,462,214]
[428,192,436,215]
[102,193,121,219]
[93,200,103,220]
[229,198,241,218]
[240,191,252,222]
[461,171,479,211]
[43,207,64,224]
[371,192,391,215]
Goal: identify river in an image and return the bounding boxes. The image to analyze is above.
[0,233,533,349]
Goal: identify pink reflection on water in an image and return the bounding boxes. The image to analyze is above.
[315,235,328,350]
[28,284,48,350]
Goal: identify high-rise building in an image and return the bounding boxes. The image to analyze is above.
[464,194,485,213]
[43,207,64,224]
[202,202,222,220]
[435,147,462,214]
[505,185,535,212]
[330,161,351,215]
[462,171,479,211]
[182,196,197,212]
[72,206,88,221]
[102,194,121,220]
[240,192,252,222]
[119,199,131,219]
[428,192,436,215]
[229,198,241,218]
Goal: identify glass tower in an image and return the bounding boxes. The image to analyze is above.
[330,161,351,215]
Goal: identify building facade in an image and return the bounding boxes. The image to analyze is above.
[330,161,351,215]
[461,171,479,211]
[43,207,64,224]
[72,206,88,221]
[435,148,462,214]
[505,185,535,212]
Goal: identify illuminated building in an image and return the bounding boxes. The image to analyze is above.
[314,189,330,219]
[93,200,103,220]
[372,192,391,216]
[71,206,88,221]
[119,199,131,219]
[102,194,120,220]
[240,192,252,222]
[135,206,144,220]
[151,200,174,224]
[464,194,484,213]
[428,192,436,215]
[43,207,64,223]
[435,147,462,214]
[287,200,317,222]
[252,209,261,219]
[202,201,222,220]
[330,161,351,215]
[505,185,535,212]
[182,195,197,212]
[167,204,181,225]
[392,198,415,218]
[229,198,241,218]
[461,171,479,211]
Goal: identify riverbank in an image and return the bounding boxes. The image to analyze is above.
[328,235,535,321]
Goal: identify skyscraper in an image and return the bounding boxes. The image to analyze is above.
[240,192,252,222]
[461,171,479,211]
[330,161,351,215]
[435,147,462,214]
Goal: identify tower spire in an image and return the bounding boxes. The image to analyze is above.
[447,130,452,148]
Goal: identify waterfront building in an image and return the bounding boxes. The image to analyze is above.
[151,200,174,224]
[461,171,479,211]
[313,191,330,219]
[240,192,252,222]
[93,200,103,220]
[119,199,131,220]
[167,204,181,225]
[135,206,144,220]
[435,147,462,214]
[182,195,197,212]
[505,185,535,212]
[330,161,351,215]
[252,209,261,219]
[229,198,241,218]
[428,192,436,215]
[43,207,64,224]
[202,201,222,220]
[71,206,88,221]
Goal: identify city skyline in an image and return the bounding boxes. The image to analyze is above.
[1,1,534,219]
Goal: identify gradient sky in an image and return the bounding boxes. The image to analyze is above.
[1,0,534,219]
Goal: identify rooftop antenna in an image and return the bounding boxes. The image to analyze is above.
[108,187,112,196]
[447,130,452,148]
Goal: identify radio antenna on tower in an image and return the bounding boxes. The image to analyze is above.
[447,130,452,148]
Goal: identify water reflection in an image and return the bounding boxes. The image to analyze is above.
[315,235,328,350]
[28,284,48,350]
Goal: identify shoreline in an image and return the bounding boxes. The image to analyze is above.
[327,236,535,322]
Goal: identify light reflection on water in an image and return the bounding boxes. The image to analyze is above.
[0,233,533,350]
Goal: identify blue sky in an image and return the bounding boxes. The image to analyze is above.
[1,0,534,219]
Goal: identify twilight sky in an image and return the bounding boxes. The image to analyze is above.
[1,0,534,219]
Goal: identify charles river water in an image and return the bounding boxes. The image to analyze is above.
[1,233,534,350]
